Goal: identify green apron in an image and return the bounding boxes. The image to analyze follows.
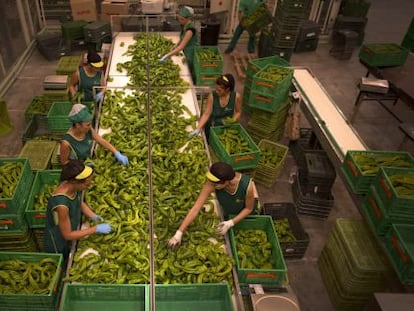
[205,91,236,141]
[216,174,251,219]
[62,130,93,161]
[78,66,102,102]
[181,21,198,77]
[44,192,82,260]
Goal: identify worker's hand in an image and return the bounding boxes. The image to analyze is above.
[96,223,111,234]
[188,128,200,138]
[90,215,104,222]
[94,91,104,103]
[160,54,169,62]
[222,117,237,125]
[114,151,129,165]
[167,230,182,250]
[217,219,234,235]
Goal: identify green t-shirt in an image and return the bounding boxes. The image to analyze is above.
[239,0,264,16]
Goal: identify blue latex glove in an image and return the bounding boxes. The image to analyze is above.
[188,128,200,138]
[94,91,104,103]
[114,151,129,165]
[96,223,111,234]
[160,54,168,62]
[90,215,104,222]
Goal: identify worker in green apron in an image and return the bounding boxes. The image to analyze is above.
[69,50,105,103]
[188,74,242,142]
[44,160,112,261]
[60,103,129,165]
[224,0,265,54]
[160,6,199,79]
[168,162,258,249]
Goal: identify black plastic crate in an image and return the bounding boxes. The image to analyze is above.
[334,15,367,33]
[262,202,310,259]
[289,128,324,167]
[295,37,319,52]
[303,152,336,182]
[298,20,321,41]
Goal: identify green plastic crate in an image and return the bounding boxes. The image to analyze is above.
[56,56,82,76]
[229,215,287,285]
[61,20,88,40]
[385,223,414,284]
[251,64,293,97]
[25,170,61,229]
[0,252,63,309]
[60,284,149,311]
[24,96,51,122]
[241,4,272,35]
[0,228,37,251]
[359,43,409,67]
[0,158,34,215]
[246,55,290,84]
[374,167,414,213]
[341,150,414,194]
[0,205,27,232]
[249,88,290,113]
[50,143,62,169]
[209,124,261,171]
[194,70,221,86]
[194,46,223,75]
[42,89,70,104]
[18,140,57,171]
[155,284,234,311]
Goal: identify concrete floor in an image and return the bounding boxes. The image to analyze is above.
[1,0,414,310]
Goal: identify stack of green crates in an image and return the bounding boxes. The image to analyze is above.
[0,252,63,310]
[359,43,409,67]
[18,140,57,171]
[193,46,223,86]
[24,170,61,231]
[61,20,88,40]
[341,150,414,194]
[318,218,391,310]
[0,158,34,232]
[42,89,70,104]
[253,140,288,188]
[229,215,287,286]
[56,55,82,76]
[243,55,290,114]
[209,123,261,171]
[249,64,293,113]
[384,223,414,284]
[0,228,37,252]
[402,17,414,52]
[246,97,291,143]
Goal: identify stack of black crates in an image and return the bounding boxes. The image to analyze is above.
[330,0,370,59]
[295,20,321,52]
[259,0,312,61]
[83,21,112,52]
[290,128,336,218]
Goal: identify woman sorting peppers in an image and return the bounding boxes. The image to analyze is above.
[44,160,112,260]
[59,103,128,165]
[168,162,257,249]
[188,74,242,142]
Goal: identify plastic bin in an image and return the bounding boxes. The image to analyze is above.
[262,202,310,259]
[200,21,220,46]
[194,46,223,75]
[18,140,57,171]
[155,284,234,311]
[21,115,52,144]
[24,170,61,228]
[60,284,149,311]
[47,101,73,134]
[359,43,409,67]
[83,21,111,43]
[61,20,88,40]
[209,124,261,171]
[229,215,287,285]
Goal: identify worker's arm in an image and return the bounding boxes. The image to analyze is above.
[166,29,194,57]
[232,92,242,121]
[230,179,255,225]
[197,93,214,131]
[59,140,71,165]
[91,128,117,154]
[55,205,99,240]
[69,70,79,98]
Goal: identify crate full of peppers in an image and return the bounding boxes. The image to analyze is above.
[209,124,260,171]
[194,46,223,75]
[229,215,287,285]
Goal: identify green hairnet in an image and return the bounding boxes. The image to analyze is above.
[68,104,93,123]
[179,6,194,18]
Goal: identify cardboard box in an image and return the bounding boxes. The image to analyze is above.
[101,1,129,23]
[70,0,97,21]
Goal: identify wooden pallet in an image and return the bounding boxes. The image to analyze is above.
[232,52,258,79]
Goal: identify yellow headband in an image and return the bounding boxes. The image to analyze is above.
[222,75,229,82]
[75,166,93,180]
[206,171,220,183]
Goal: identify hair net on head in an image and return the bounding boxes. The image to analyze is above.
[179,5,194,18]
[68,104,93,123]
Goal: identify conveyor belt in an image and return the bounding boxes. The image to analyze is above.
[293,68,367,166]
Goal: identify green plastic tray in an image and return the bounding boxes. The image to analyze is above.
[18,140,57,171]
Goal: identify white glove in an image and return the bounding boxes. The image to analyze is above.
[94,91,104,103]
[167,230,182,250]
[217,219,234,235]
[188,128,200,138]
[160,54,169,62]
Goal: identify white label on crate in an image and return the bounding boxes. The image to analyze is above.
[306,32,316,38]
[0,225,9,230]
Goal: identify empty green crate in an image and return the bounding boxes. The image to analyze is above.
[155,284,234,311]
[42,89,70,104]
[18,140,57,171]
[359,43,409,67]
[341,150,414,194]
[61,20,88,40]
[385,223,414,284]
[374,167,414,213]
[0,158,34,215]
[25,170,61,228]
[251,64,294,97]
[209,124,261,171]
[229,215,287,285]
[60,284,149,311]
[56,56,82,75]
[0,252,63,309]
[47,102,73,134]
[194,46,223,74]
